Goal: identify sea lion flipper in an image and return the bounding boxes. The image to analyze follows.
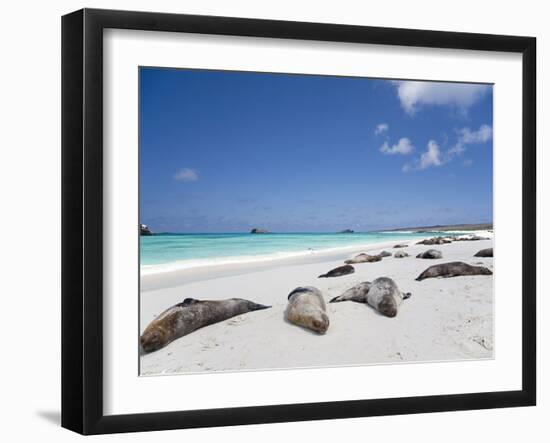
[330,282,371,303]
[402,292,412,300]
[247,301,271,311]
[179,298,200,307]
[329,293,367,303]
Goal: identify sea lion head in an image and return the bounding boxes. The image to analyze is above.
[378,297,398,318]
[140,327,169,353]
[478,267,493,275]
[309,312,330,334]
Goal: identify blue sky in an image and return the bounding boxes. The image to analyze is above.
[140,67,493,233]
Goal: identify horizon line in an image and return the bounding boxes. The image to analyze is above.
[141,221,493,235]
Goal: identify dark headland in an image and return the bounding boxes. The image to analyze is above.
[250,228,270,234]
[381,222,493,233]
[140,224,153,236]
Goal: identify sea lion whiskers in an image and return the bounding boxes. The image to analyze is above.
[378,297,398,318]
[292,303,329,334]
[140,325,170,353]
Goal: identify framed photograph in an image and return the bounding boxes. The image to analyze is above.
[62,8,536,435]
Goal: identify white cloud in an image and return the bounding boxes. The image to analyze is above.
[402,124,491,172]
[375,123,389,135]
[447,143,466,157]
[174,168,199,182]
[458,124,492,144]
[447,124,493,160]
[379,137,414,155]
[420,140,443,169]
[393,81,490,115]
[402,140,442,171]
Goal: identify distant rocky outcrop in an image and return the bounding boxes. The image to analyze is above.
[140,224,152,236]
[383,223,493,232]
[340,229,354,234]
[250,228,270,234]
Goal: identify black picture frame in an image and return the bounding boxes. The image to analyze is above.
[61,8,536,435]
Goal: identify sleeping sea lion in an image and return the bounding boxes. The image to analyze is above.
[329,281,371,303]
[453,235,490,241]
[378,250,392,257]
[285,286,329,334]
[474,247,493,257]
[140,298,271,353]
[344,254,381,264]
[416,237,452,245]
[330,277,411,318]
[319,264,355,278]
[394,250,409,258]
[416,249,443,259]
[415,261,493,281]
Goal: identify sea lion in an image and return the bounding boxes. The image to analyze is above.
[319,264,355,277]
[329,281,371,304]
[330,277,411,318]
[378,250,392,257]
[416,261,493,281]
[474,247,493,257]
[140,298,271,353]
[393,244,409,248]
[286,286,329,334]
[453,235,490,241]
[344,254,381,264]
[416,237,452,245]
[394,250,409,258]
[416,249,443,259]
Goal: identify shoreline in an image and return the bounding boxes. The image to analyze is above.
[141,230,490,281]
[141,238,412,291]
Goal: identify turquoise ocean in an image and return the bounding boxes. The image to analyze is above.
[140,231,451,273]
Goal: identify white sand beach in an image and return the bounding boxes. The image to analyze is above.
[140,232,494,375]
